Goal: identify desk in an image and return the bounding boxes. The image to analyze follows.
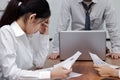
[44,58,120,80]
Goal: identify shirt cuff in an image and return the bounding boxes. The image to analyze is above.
[39,71,51,79]
[111,47,120,53]
[118,70,120,78]
[52,47,59,54]
[52,51,59,54]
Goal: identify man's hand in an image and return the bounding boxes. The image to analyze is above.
[48,53,59,60]
[106,53,120,59]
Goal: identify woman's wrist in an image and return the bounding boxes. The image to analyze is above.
[116,70,120,78]
[110,69,119,77]
[51,70,55,79]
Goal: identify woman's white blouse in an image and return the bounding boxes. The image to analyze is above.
[0,22,50,80]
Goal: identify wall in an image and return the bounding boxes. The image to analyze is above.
[0,0,9,18]
[47,0,64,39]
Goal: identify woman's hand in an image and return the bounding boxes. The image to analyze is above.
[51,67,72,79]
[93,64,118,77]
[39,18,49,35]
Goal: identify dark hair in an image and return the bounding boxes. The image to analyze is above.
[0,0,51,27]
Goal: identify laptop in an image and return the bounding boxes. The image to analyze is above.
[59,30,106,60]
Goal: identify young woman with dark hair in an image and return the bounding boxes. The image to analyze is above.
[0,0,72,80]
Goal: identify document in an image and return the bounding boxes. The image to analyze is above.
[54,51,82,70]
[66,72,82,79]
[36,51,82,79]
[89,52,120,69]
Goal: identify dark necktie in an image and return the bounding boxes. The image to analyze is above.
[82,2,94,30]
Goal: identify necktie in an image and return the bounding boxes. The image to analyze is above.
[82,2,94,30]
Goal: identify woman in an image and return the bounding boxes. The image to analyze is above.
[0,0,72,80]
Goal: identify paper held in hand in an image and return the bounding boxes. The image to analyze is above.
[89,52,120,69]
[36,51,82,79]
[54,51,82,70]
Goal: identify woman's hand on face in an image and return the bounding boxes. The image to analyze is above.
[39,19,49,35]
[93,64,118,77]
[51,67,72,79]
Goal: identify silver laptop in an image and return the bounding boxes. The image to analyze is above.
[59,30,106,60]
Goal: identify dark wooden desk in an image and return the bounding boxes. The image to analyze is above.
[44,58,120,80]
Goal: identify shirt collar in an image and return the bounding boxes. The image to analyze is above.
[11,21,25,37]
[78,0,98,3]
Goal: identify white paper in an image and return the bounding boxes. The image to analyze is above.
[89,52,120,69]
[66,72,82,79]
[35,51,82,79]
[54,51,82,70]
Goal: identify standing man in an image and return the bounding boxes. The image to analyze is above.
[48,0,120,59]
